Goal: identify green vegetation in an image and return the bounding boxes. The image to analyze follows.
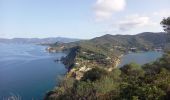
[161,17,170,51]
[161,17,170,34]
[45,52,170,100]
[161,17,170,25]
[45,17,170,100]
[81,67,108,81]
[60,45,120,80]
[50,32,168,54]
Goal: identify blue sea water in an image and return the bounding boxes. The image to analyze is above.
[0,43,66,100]
[119,51,163,67]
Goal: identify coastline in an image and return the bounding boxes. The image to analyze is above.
[46,46,122,80]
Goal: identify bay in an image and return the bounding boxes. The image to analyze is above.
[119,51,163,67]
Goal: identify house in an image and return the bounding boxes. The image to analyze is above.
[130,48,137,52]
[154,47,162,52]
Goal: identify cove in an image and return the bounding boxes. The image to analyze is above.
[119,51,163,67]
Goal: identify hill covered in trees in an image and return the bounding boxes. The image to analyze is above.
[89,32,166,50]
[50,32,167,53]
[46,32,169,82]
[45,51,170,100]
[45,32,170,100]
[47,32,168,79]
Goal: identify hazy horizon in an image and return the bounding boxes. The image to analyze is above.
[0,31,166,40]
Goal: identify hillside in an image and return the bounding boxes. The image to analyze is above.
[50,32,167,50]
[49,32,168,54]
[89,32,166,50]
[44,32,170,100]
[46,32,168,80]
[45,49,170,100]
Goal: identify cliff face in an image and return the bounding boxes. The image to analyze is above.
[61,46,79,70]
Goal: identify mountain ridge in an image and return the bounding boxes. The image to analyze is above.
[57,32,167,53]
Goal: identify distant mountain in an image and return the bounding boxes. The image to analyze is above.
[0,37,80,44]
[51,32,168,54]
[89,32,167,49]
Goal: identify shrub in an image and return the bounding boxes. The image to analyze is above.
[81,67,107,82]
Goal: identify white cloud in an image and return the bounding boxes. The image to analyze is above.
[94,0,126,21]
[153,10,170,18]
[116,10,170,32]
[116,15,157,31]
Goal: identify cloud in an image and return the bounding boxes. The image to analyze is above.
[94,0,126,21]
[153,10,170,18]
[116,10,170,32]
[116,15,157,31]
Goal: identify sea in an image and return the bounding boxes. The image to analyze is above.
[0,43,163,99]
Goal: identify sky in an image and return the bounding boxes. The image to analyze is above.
[0,0,170,39]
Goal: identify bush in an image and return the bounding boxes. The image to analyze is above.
[81,67,107,81]
[121,63,144,77]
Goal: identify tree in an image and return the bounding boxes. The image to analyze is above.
[161,17,170,51]
[120,63,144,77]
[161,17,170,34]
[81,67,107,82]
